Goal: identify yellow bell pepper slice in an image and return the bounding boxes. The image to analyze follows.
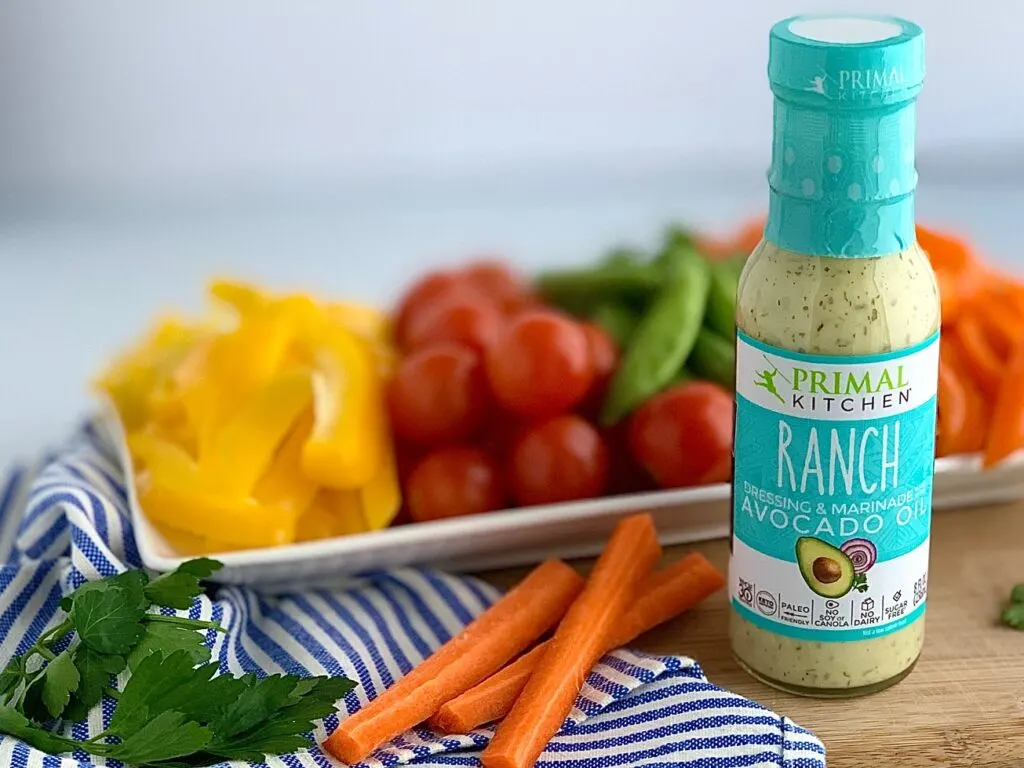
[327,489,371,536]
[96,317,209,430]
[252,406,319,514]
[301,324,386,489]
[360,441,401,530]
[127,431,202,491]
[326,301,390,344]
[179,308,297,458]
[152,522,209,556]
[137,472,297,548]
[208,278,268,317]
[296,499,337,542]
[200,369,313,497]
[298,489,370,541]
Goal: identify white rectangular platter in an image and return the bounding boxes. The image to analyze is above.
[97,407,1024,591]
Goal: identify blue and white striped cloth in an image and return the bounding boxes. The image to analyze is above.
[0,422,826,768]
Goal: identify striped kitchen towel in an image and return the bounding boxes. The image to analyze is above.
[0,422,826,768]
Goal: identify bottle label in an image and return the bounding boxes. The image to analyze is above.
[730,330,938,641]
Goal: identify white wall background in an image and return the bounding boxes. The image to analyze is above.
[0,0,1019,207]
[0,2,1021,461]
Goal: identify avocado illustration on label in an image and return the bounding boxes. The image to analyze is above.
[796,536,856,598]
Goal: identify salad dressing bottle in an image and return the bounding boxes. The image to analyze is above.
[729,15,940,696]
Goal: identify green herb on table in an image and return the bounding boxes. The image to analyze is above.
[0,559,355,766]
[1001,583,1024,628]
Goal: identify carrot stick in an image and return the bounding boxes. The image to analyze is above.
[937,343,971,458]
[934,267,961,327]
[955,316,1004,398]
[430,552,724,733]
[984,338,1024,467]
[941,338,990,455]
[917,224,975,274]
[974,290,1024,359]
[322,559,585,765]
[481,514,661,768]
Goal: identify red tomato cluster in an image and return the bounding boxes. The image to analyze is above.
[388,259,734,523]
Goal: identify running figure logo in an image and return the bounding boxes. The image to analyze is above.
[754,364,786,403]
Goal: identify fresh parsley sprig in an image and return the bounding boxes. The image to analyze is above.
[1001,583,1024,629]
[0,559,355,766]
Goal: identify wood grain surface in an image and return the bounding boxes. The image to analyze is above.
[477,503,1024,767]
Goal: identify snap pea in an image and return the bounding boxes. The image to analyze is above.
[705,258,742,338]
[652,238,701,279]
[670,368,694,388]
[590,301,640,348]
[601,246,645,268]
[535,262,662,315]
[600,250,712,425]
[688,327,736,389]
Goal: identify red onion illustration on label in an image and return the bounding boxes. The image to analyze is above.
[796,536,877,598]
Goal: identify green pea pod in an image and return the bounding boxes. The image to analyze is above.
[601,247,644,268]
[600,251,712,425]
[652,238,702,279]
[534,263,662,316]
[705,259,741,338]
[688,327,736,389]
[590,301,640,348]
[669,368,694,388]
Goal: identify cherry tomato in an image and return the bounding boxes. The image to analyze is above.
[628,381,734,489]
[406,447,506,522]
[387,343,490,446]
[507,415,609,506]
[463,259,525,307]
[603,422,657,496]
[393,270,463,350]
[579,323,619,416]
[403,287,503,353]
[479,410,535,460]
[486,311,594,418]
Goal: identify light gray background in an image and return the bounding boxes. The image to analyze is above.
[0,1,1020,466]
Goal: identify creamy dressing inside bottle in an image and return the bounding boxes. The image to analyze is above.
[728,15,939,696]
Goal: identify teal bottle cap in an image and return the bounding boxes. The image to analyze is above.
[769,15,924,108]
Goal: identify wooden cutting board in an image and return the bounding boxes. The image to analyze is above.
[479,502,1024,767]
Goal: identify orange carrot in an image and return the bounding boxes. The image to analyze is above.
[937,343,972,458]
[974,290,1024,359]
[984,338,1024,467]
[732,216,767,256]
[940,338,990,454]
[323,559,585,765]
[917,224,975,274]
[481,514,661,768]
[954,316,1004,398]
[431,552,724,733]
[934,267,962,327]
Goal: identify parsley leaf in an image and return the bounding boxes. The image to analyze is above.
[70,587,147,655]
[108,651,216,737]
[73,646,126,708]
[0,707,81,755]
[0,562,354,766]
[1004,602,1024,628]
[208,674,300,740]
[105,710,212,764]
[40,650,80,719]
[1011,583,1024,605]
[207,677,355,762]
[127,621,212,671]
[144,558,223,610]
[0,657,24,701]
[1002,583,1024,629]
[62,570,150,614]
